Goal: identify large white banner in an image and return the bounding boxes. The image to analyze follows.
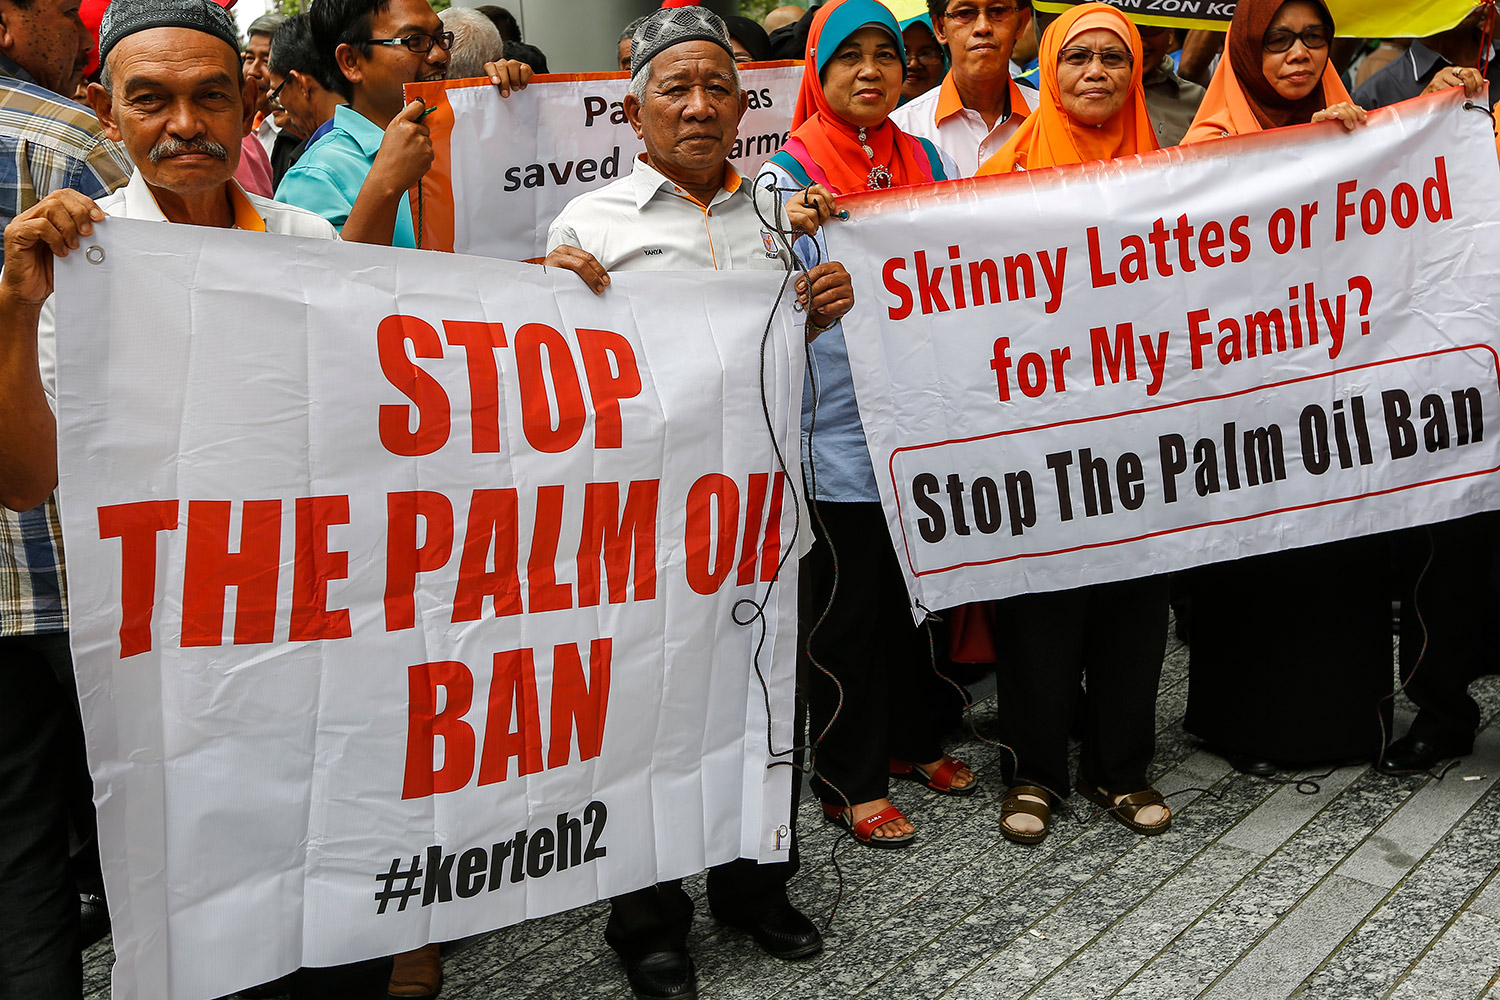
[53,227,803,1000]
[407,63,802,259]
[829,88,1500,616]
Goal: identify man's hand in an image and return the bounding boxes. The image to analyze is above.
[800,261,854,340]
[544,244,610,295]
[369,100,435,196]
[1423,65,1485,100]
[1310,102,1368,131]
[482,59,534,98]
[785,183,837,236]
[1,190,106,307]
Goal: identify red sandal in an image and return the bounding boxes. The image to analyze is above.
[890,756,977,796]
[820,801,916,849]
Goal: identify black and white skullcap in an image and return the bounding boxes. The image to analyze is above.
[99,0,240,68]
[630,6,734,82]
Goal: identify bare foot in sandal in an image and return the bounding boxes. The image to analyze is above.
[916,758,975,791]
[850,798,915,840]
[1002,791,1048,836]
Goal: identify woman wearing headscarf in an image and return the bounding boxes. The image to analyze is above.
[1183,0,1365,141]
[723,14,774,63]
[759,0,969,849]
[898,13,947,105]
[1178,0,1390,776]
[976,3,1172,846]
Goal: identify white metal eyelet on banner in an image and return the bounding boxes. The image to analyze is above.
[85,246,105,264]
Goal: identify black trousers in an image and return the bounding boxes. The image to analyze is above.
[801,500,942,805]
[993,576,1169,797]
[604,846,801,960]
[287,958,394,999]
[1396,513,1500,751]
[0,633,87,1000]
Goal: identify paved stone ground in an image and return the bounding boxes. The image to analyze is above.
[83,627,1500,1000]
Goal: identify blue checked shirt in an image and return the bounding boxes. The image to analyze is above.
[1,54,130,636]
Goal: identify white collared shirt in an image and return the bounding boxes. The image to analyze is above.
[889,73,1033,176]
[546,153,793,273]
[256,113,280,160]
[36,171,336,403]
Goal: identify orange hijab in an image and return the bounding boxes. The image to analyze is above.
[774,0,943,195]
[976,4,1157,174]
[1183,0,1351,143]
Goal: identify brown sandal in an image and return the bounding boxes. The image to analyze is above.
[1000,784,1052,845]
[1077,780,1171,836]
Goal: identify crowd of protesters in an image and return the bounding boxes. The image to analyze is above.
[2,0,1498,998]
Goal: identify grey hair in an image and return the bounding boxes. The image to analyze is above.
[619,16,645,45]
[439,6,505,80]
[626,48,740,102]
[247,12,287,38]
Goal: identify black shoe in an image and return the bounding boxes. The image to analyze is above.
[78,893,109,949]
[1219,751,1278,777]
[1377,735,1470,774]
[622,951,697,1000]
[718,901,824,960]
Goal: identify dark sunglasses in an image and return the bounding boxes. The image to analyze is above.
[1058,46,1132,70]
[942,4,1022,25]
[367,31,454,54]
[1262,25,1330,53]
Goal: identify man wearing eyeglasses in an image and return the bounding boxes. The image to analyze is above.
[888,0,1035,175]
[277,0,531,248]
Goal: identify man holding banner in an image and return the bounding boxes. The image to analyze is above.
[546,9,851,1000]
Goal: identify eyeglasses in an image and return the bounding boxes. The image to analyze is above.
[1262,25,1330,53]
[942,4,1022,26]
[267,76,288,107]
[1058,46,1132,69]
[907,48,945,66]
[366,31,454,53]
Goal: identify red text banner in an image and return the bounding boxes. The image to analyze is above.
[827,88,1500,616]
[52,229,803,1000]
[407,62,802,259]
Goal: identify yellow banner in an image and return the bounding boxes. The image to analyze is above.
[883,0,1485,37]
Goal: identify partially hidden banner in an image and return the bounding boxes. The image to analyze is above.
[828,88,1500,617]
[890,0,1484,35]
[52,230,803,1000]
[408,62,802,260]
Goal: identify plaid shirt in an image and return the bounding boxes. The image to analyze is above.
[1,55,130,636]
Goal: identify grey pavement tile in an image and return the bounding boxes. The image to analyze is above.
[1386,910,1500,1000]
[1294,782,1500,1000]
[1472,872,1500,921]
[1202,874,1384,1000]
[1025,843,1264,1000]
[1336,725,1500,889]
[1124,768,1424,990]
[1218,764,1367,857]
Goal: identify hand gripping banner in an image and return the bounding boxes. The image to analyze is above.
[406,63,802,259]
[52,232,803,999]
[825,88,1500,617]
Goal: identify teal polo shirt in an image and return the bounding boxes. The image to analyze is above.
[275,104,416,248]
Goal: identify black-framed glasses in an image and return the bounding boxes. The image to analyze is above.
[267,76,289,106]
[943,4,1022,25]
[367,31,454,53]
[1262,24,1330,53]
[1059,46,1132,69]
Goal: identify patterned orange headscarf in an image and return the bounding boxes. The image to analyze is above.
[977,3,1158,174]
